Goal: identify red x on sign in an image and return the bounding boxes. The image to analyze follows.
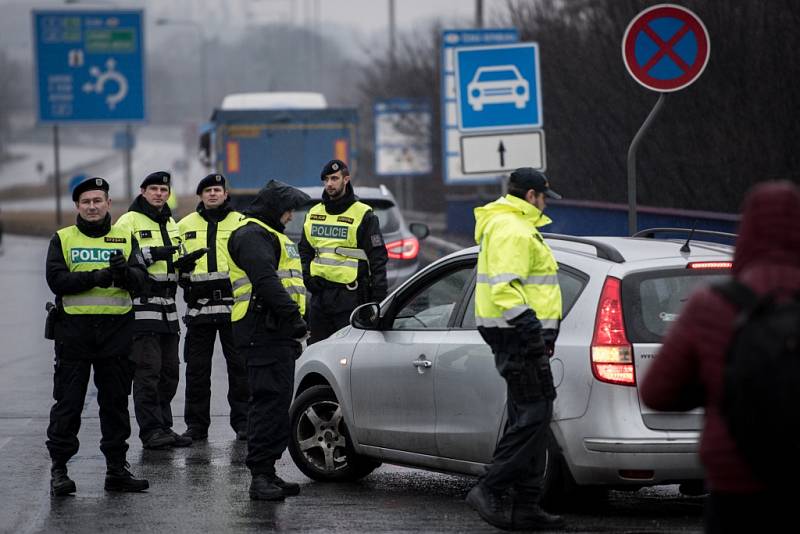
[622,4,710,92]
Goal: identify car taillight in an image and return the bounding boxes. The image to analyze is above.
[591,276,635,386]
[386,238,419,260]
[686,261,733,269]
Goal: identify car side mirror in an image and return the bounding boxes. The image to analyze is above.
[350,302,381,330]
[409,222,429,241]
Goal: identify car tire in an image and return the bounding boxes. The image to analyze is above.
[288,385,381,482]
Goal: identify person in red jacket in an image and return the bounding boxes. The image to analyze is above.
[641,180,800,533]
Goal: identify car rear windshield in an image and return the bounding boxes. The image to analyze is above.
[621,268,731,343]
[284,203,401,237]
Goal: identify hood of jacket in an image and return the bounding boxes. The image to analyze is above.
[733,181,800,276]
[243,179,311,231]
[128,194,173,224]
[474,194,552,245]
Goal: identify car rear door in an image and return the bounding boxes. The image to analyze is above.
[623,264,732,430]
[349,260,474,455]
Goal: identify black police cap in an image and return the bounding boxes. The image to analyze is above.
[196,173,226,195]
[320,159,350,179]
[508,168,562,200]
[72,176,110,202]
[140,171,171,189]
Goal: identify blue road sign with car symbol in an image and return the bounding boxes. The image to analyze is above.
[455,43,541,131]
[33,10,146,123]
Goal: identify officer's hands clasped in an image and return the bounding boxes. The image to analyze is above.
[108,250,128,287]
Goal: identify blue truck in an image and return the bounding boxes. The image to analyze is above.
[199,92,358,203]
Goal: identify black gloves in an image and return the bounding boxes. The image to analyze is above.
[142,245,179,265]
[508,309,545,356]
[174,247,208,273]
[108,251,127,287]
[286,315,309,339]
[93,268,114,288]
[151,245,179,261]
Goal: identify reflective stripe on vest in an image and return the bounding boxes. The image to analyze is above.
[57,224,134,315]
[303,201,371,284]
[225,218,306,322]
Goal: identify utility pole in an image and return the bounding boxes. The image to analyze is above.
[53,125,61,226]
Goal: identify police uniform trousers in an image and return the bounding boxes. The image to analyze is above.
[478,327,555,498]
[183,321,248,433]
[46,346,132,466]
[239,341,300,476]
[129,333,180,441]
[307,286,361,344]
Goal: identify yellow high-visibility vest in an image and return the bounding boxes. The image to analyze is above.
[115,209,181,325]
[57,225,133,315]
[303,201,371,284]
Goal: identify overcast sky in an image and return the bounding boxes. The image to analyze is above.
[1,0,511,57]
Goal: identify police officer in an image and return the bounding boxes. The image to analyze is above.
[225,180,309,501]
[467,168,565,530]
[116,171,201,449]
[45,177,149,495]
[299,160,388,344]
[178,173,248,442]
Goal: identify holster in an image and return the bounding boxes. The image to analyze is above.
[44,301,58,340]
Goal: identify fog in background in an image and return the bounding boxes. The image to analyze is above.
[1,0,798,216]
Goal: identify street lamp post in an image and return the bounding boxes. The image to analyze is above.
[155,17,208,119]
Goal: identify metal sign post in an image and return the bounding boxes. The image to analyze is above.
[53,125,61,225]
[621,4,710,234]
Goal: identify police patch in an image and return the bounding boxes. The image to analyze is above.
[371,234,383,247]
[184,231,197,240]
[337,216,354,224]
[310,224,349,240]
[285,243,300,259]
[139,230,152,239]
[104,236,126,243]
[70,248,119,264]
[309,214,327,221]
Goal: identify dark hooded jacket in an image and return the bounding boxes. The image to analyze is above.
[227,180,310,350]
[641,181,800,493]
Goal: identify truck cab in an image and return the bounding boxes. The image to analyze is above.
[199,92,358,208]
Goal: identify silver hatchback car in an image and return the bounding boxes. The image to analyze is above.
[288,230,734,505]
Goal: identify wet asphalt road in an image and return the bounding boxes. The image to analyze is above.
[0,235,704,533]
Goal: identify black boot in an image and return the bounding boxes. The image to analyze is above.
[465,484,512,530]
[168,430,192,448]
[50,463,76,496]
[249,474,285,501]
[272,475,300,496]
[105,462,149,492]
[511,492,565,530]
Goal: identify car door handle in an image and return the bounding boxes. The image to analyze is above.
[412,355,432,369]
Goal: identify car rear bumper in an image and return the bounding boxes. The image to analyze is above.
[553,416,703,486]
